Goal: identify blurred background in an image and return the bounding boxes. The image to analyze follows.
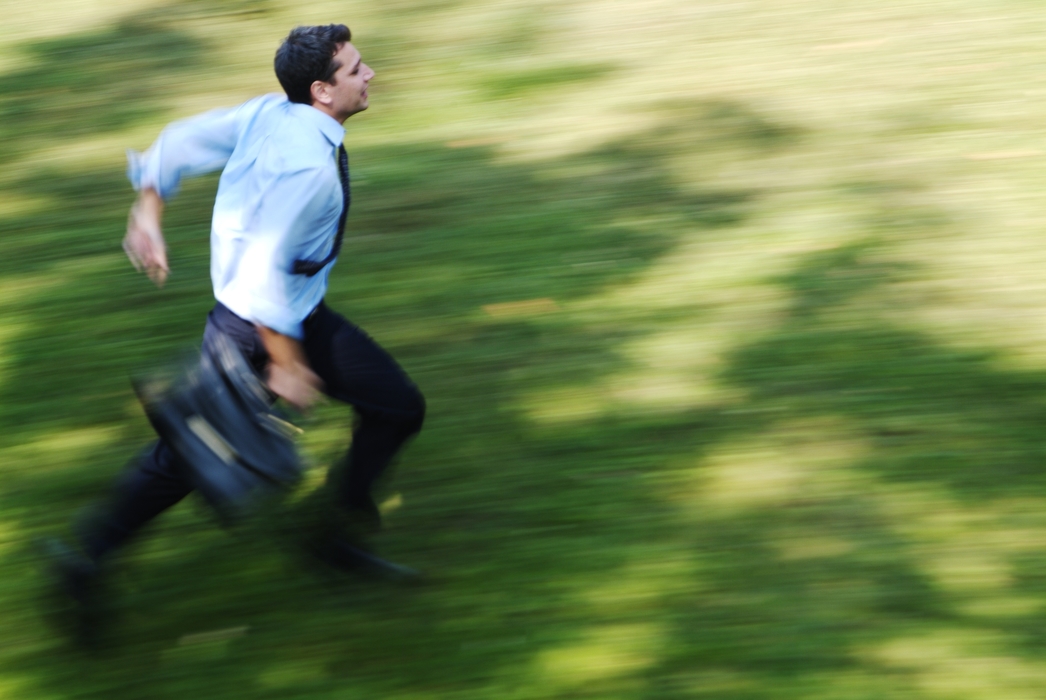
[3,0,1046,697]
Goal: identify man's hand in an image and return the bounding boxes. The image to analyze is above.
[256,325,324,411]
[124,188,169,287]
[267,361,324,411]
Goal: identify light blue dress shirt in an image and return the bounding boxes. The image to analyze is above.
[127,93,346,339]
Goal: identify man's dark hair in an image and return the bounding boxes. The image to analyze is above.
[274,24,352,105]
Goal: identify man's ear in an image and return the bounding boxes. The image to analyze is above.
[310,80,333,107]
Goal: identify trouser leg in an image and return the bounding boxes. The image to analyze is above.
[303,304,425,517]
[333,411,424,517]
[79,440,193,561]
[327,412,424,517]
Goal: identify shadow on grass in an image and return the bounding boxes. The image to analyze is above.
[727,237,1046,498]
[0,0,276,164]
[0,22,198,165]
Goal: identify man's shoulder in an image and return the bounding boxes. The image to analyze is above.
[245,92,288,109]
[250,134,336,185]
[262,112,339,170]
[232,93,288,125]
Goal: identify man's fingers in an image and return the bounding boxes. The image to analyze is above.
[267,363,324,411]
[154,247,170,272]
[290,386,321,412]
[147,265,168,288]
[123,238,144,272]
[148,246,170,287]
[125,219,169,286]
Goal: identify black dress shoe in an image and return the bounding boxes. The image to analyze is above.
[310,533,422,583]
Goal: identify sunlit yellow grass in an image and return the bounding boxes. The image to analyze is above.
[0,426,120,472]
[535,622,663,687]
[872,628,1046,700]
[691,418,871,510]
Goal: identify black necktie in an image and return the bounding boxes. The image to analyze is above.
[293,144,350,277]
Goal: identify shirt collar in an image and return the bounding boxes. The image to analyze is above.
[288,101,346,148]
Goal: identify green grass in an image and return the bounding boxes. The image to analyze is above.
[4,0,1046,697]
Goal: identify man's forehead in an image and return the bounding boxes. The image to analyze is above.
[335,42,360,65]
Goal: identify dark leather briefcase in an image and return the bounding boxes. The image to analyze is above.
[134,332,305,522]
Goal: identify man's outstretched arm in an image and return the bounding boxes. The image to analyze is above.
[123,96,275,286]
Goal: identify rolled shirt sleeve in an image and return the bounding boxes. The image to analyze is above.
[126,96,270,199]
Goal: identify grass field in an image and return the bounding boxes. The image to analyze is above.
[4,0,1046,697]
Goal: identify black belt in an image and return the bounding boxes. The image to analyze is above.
[214,301,323,328]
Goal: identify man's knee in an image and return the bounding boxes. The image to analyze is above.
[368,382,424,436]
[401,386,425,435]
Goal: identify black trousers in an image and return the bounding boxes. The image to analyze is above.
[81,302,425,561]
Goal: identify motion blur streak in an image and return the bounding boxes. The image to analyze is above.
[3,0,1046,698]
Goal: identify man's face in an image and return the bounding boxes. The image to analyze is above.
[322,42,374,121]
